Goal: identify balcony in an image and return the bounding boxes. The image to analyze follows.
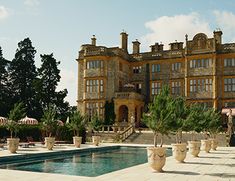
[115,92,144,101]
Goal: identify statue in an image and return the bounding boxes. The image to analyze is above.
[226,109,234,146]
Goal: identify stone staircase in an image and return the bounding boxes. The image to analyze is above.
[124,132,227,146]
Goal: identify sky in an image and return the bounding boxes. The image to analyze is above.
[1,0,235,106]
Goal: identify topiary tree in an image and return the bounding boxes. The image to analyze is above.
[142,85,174,147]
[6,102,26,138]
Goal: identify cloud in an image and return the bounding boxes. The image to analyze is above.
[24,0,40,7]
[213,10,235,42]
[57,69,77,106]
[141,12,212,51]
[0,6,9,20]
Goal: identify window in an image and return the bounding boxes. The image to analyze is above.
[136,83,142,93]
[190,78,212,93]
[224,58,235,67]
[152,64,161,72]
[172,62,181,71]
[86,102,104,117]
[171,81,181,95]
[86,79,104,93]
[224,78,235,92]
[189,59,212,68]
[133,66,142,74]
[151,82,161,95]
[224,102,235,108]
[86,60,103,69]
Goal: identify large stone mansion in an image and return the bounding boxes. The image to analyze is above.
[77,30,235,127]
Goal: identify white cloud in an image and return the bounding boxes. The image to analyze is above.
[0,6,9,20]
[141,13,212,51]
[57,69,77,106]
[24,0,40,7]
[214,10,235,42]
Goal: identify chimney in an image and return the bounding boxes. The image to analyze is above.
[150,43,164,52]
[132,39,140,54]
[169,41,183,50]
[91,35,96,46]
[213,30,223,44]
[120,31,128,52]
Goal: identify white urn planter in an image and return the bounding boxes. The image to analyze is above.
[7,138,20,153]
[147,147,166,172]
[201,140,211,153]
[45,137,55,150]
[188,141,201,157]
[210,138,218,150]
[92,136,100,146]
[171,143,187,162]
[73,136,82,148]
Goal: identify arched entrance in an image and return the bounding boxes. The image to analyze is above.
[118,105,128,122]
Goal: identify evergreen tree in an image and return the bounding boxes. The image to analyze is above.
[9,38,38,117]
[0,46,11,116]
[37,53,69,119]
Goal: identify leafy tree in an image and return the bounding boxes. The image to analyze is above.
[0,46,11,116]
[89,114,103,133]
[6,102,26,138]
[37,53,69,119]
[104,99,116,125]
[68,111,86,136]
[9,38,38,117]
[142,85,174,147]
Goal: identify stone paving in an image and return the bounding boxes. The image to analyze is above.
[0,143,234,181]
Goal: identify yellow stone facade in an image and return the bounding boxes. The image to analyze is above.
[77,31,235,126]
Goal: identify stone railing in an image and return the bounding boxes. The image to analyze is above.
[117,125,134,142]
[84,46,107,56]
[100,125,129,133]
[115,92,144,101]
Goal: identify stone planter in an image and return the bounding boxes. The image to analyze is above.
[188,141,201,157]
[92,136,100,146]
[171,143,187,162]
[201,139,211,153]
[73,136,82,148]
[210,138,218,150]
[147,147,166,172]
[7,138,20,153]
[45,137,55,150]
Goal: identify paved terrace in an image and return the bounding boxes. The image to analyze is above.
[0,143,234,181]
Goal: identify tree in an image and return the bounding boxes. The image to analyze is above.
[40,105,58,137]
[142,85,174,147]
[6,102,26,138]
[68,111,86,136]
[9,38,38,117]
[104,99,116,125]
[170,96,189,143]
[37,53,69,119]
[0,46,11,116]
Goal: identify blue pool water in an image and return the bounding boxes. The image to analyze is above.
[1,146,171,177]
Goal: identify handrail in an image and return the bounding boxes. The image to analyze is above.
[117,125,134,142]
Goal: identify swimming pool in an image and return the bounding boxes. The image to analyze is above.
[0,146,171,177]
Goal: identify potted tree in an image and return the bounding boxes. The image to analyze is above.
[170,96,188,163]
[6,102,26,153]
[89,114,103,146]
[142,86,174,172]
[185,104,205,157]
[68,110,85,148]
[41,106,58,150]
[204,108,222,151]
